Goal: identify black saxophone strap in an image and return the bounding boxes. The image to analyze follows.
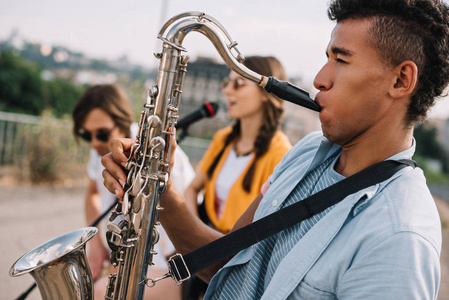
[167,159,416,283]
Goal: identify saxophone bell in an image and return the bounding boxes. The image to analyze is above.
[9,227,97,300]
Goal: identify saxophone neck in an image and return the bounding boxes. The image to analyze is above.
[157,12,321,112]
[158,11,264,85]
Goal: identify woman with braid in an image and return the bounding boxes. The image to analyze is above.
[185,56,292,234]
[183,56,291,299]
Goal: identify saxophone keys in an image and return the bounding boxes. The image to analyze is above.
[149,136,166,153]
[122,192,130,215]
[148,85,158,97]
[151,228,160,245]
[181,55,190,64]
[132,192,144,213]
[131,176,144,197]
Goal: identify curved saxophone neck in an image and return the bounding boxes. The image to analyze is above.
[158,11,265,85]
[158,11,321,112]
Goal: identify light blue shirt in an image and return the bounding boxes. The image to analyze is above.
[205,132,442,300]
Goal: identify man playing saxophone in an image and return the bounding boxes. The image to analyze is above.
[102,0,449,299]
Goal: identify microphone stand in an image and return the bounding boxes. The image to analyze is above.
[176,126,189,144]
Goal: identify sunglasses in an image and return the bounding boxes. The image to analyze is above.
[221,77,246,90]
[78,126,116,142]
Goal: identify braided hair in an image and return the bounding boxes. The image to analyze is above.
[207,56,288,192]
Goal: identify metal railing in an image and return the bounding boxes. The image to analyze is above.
[0,111,40,165]
[0,111,210,169]
[178,136,211,168]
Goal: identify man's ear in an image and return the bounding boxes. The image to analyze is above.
[389,61,418,99]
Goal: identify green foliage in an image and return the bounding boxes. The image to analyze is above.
[90,59,115,72]
[414,123,449,174]
[25,109,89,183]
[43,78,85,117]
[0,40,154,119]
[414,124,445,159]
[413,155,449,184]
[0,51,44,114]
[442,220,448,230]
[0,51,84,117]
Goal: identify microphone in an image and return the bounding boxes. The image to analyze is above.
[175,101,219,129]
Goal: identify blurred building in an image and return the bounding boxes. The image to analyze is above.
[178,56,230,138]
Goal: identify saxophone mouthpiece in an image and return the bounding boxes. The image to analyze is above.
[262,76,322,112]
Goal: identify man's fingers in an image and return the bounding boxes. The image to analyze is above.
[102,166,124,198]
[101,138,135,197]
[109,138,135,167]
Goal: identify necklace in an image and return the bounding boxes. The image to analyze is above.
[234,143,254,157]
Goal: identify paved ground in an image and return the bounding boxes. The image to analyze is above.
[1,184,86,300]
[1,183,448,300]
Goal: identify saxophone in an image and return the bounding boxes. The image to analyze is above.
[9,11,320,300]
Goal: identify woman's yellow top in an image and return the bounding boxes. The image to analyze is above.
[199,126,291,233]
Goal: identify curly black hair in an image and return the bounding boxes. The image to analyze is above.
[328,0,449,126]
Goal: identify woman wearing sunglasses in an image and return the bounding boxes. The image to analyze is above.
[183,56,292,299]
[72,84,194,300]
[186,56,292,233]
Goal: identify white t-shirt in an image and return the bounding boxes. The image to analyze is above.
[87,123,195,269]
[215,147,253,218]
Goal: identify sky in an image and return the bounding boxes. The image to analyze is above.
[1,0,448,119]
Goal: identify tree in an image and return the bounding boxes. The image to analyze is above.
[414,123,449,173]
[44,78,85,117]
[0,51,44,115]
[0,51,84,117]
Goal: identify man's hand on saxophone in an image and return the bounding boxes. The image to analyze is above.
[101,136,230,284]
[101,138,135,199]
[101,132,180,199]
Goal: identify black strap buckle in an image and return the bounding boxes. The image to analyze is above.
[167,253,191,285]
